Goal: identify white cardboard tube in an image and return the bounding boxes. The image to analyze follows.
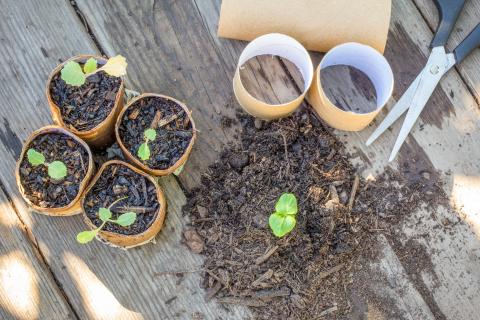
[233,33,314,120]
[307,43,394,131]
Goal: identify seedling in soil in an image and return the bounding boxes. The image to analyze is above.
[61,55,127,86]
[77,196,137,244]
[27,148,67,180]
[137,128,157,161]
[269,193,298,237]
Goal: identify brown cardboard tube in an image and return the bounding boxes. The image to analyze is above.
[80,160,167,249]
[307,43,394,131]
[15,126,95,216]
[233,33,313,120]
[218,0,391,53]
[46,55,125,148]
[115,93,196,176]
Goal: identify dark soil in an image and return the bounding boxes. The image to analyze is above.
[182,108,446,319]
[83,163,159,235]
[18,132,90,208]
[50,67,121,131]
[118,96,193,170]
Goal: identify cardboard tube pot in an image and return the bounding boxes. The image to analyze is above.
[80,160,167,248]
[233,33,314,120]
[46,54,125,148]
[115,93,196,176]
[15,126,94,216]
[307,43,394,131]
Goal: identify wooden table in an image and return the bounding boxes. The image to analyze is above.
[0,0,479,319]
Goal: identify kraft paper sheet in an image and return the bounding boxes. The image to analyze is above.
[218,0,391,53]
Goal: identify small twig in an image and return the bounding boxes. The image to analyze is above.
[255,245,279,265]
[319,305,338,317]
[112,206,157,214]
[158,110,185,128]
[319,263,344,280]
[348,175,360,210]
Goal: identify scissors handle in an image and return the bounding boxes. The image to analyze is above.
[454,23,480,64]
[430,0,465,47]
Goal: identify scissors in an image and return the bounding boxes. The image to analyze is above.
[366,0,480,162]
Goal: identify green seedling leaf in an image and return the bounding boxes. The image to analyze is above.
[76,230,97,244]
[144,128,157,141]
[98,207,112,222]
[137,142,150,161]
[83,58,98,74]
[27,148,45,166]
[115,212,137,227]
[269,213,296,238]
[100,55,127,77]
[48,161,67,180]
[275,193,298,215]
[61,61,86,86]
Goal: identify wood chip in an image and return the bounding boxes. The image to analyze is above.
[157,110,184,128]
[254,287,290,301]
[255,245,279,265]
[319,263,344,280]
[128,108,140,120]
[183,229,204,254]
[319,305,338,317]
[252,269,274,287]
[348,175,360,210]
[150,110,163,128]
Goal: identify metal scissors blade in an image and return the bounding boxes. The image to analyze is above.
[366,47,455,161]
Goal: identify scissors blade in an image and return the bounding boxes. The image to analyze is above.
[366,72,423,146]
[388,48,455,162]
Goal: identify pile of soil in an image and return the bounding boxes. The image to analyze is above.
[118,96,193,169]
[18,132,90,208]
[182,108,445,319]
[50,70,121,131]
[83,163,159,235]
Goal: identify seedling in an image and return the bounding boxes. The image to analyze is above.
[137,128,157,161]
[61,55,127,86]
[269,193,298,237]
[27,148,67,180]
[77,196,137,244]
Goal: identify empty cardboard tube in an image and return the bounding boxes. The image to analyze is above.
[15,126,95,216]
[233,33,314,120]
[307,43,394,131]
[80,160,167,249]
[218,0,391,54]
[46,55,125,148]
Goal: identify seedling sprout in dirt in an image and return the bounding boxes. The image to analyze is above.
[27,148,67,180]
[137,128,157,161]
[269,193,298,237]
[61,55,127,86]
[77,196,137,244]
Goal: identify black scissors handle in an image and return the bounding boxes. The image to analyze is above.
[454,23,480,64]
[431,0,465,47]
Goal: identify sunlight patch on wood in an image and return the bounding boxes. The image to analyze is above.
[451,175,480,237]
[63,252,144,320]
[0,251,39,320]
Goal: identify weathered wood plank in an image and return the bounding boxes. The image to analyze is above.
[0,0,251,319]
[0,187,75,320]
[73,0,476,319]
